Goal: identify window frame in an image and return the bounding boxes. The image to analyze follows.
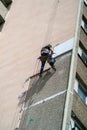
[70,111,87,130]
[70,118,84,130]
[81,15,87,34]
[74,79,87,105]
[78,46,87,66]
[81,21,87,34]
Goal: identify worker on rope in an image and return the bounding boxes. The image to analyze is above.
[38,44,56,77]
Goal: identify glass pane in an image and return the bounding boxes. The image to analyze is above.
[84,23,87,33]
[81,21,87,33]
[82,51,87,65]
[78,85,86,103]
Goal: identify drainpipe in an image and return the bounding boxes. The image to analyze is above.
[62,0,83,130]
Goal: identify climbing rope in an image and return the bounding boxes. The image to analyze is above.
[32,59,40,76]
[34,0,60,76]
[31,0,60,77]
[10,0,60,129]
[43,0,59,44]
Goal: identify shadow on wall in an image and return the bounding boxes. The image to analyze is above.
[25,70,55,103]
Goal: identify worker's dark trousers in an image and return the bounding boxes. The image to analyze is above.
[40,53,55,75]
[40,52,49,75]
[40,60,46,75]
[48,58,56,68]
[40,60,55,75]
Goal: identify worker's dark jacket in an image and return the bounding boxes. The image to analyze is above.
[39,46,51,61]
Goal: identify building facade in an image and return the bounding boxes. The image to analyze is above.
[71,0,87,129]
[0,0,86,130]
[18,0,87,130]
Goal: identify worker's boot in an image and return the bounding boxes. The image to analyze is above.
[49,62,56,71]
[52,65,56,71]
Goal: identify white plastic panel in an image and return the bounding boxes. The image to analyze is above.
[53,38,74,57]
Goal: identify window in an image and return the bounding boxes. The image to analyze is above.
[0,15,5,25]
[69,118,83,130]
[78,46,87,66]
[81,15,87,34]
[70,118,84,130]
[81,16,87,33]
[0,0,12,31]
[84,0,87,6]
[74,79,87,105]
[69,112,87,130]
[0,1,7,25]
[81,21,87,34]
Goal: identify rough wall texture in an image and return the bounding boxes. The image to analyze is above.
[19,94,66,130]
[19,52,71,130]
[0,0,79,129]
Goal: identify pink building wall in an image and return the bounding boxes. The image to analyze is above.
[0,0,78,129]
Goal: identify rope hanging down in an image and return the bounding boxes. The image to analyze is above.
[10,0,60,129]
[43,0,59,44]
[32,59,40,76]
[33,0,60,76]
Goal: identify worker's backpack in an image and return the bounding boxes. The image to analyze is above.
[47,56,56,64]
[41,47,50,55]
